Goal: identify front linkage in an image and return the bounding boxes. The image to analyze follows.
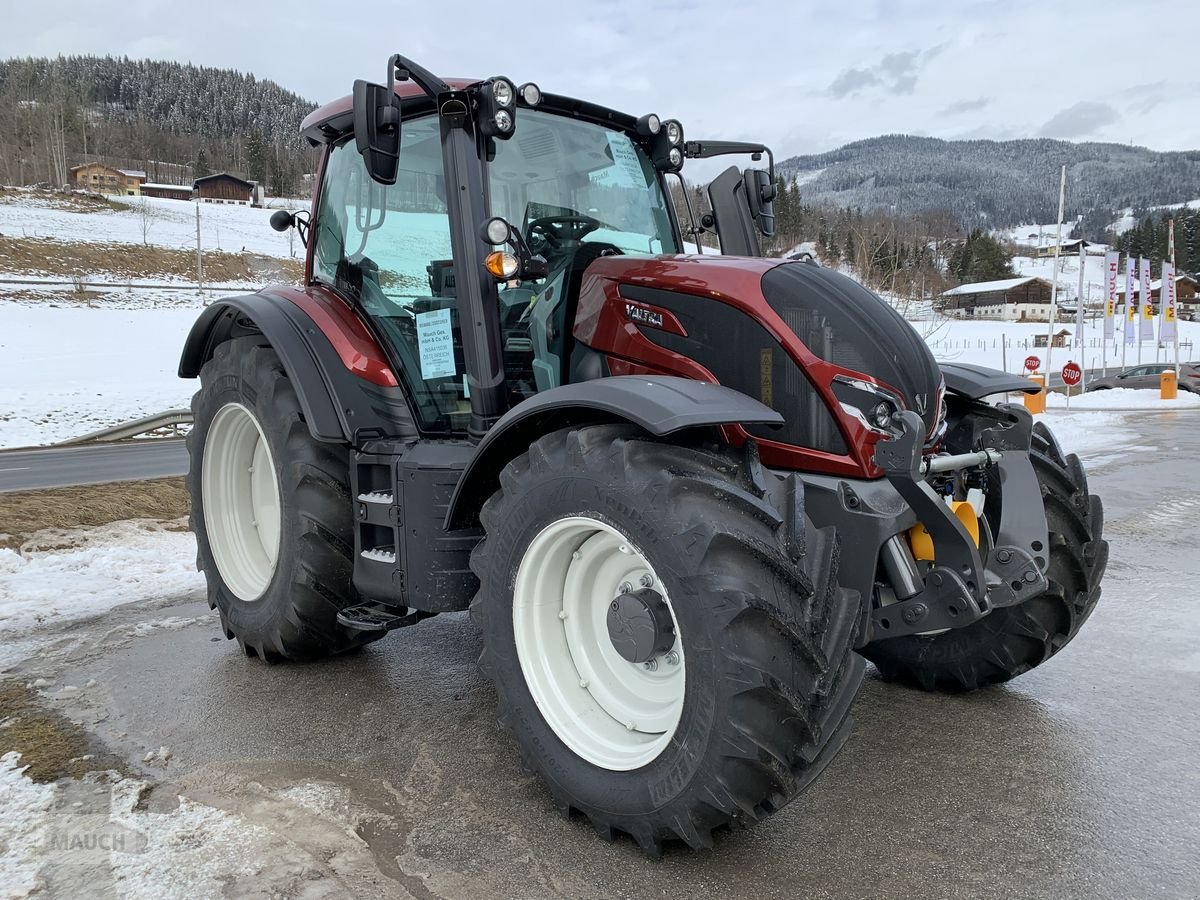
[866,406,1049,642]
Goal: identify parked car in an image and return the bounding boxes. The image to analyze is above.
[1086,362,1200,392]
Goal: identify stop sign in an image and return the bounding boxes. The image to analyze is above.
[1062,361,1083,387]
[1024,355,1041,372]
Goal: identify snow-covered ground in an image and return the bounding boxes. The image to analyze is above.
[0,190,306,259]
[0,304,201,447]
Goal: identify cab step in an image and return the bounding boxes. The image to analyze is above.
[336,602,436,633]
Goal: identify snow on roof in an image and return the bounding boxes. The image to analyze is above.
[117,169,147,179]
[141,182,192,191]
[941,276,1040,296]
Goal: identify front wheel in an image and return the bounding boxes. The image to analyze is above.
[470,426,864,853]
[862,421,1108,690]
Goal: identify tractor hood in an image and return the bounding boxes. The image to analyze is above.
[758,261,945,435]
[577,254,944,438]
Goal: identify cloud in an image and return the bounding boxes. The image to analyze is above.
[939,97,991,116]
[828,45,943,98]
[1118,81,1168,113]
[1037,101,1120,139]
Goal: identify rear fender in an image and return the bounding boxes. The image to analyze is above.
[178,289,415,444]
[443,376,783,529]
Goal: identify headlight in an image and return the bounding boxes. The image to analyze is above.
[665,120,682,145]
[668,147,683,167]
[494,109,513,132]
[832,375,905,435]
[492,79,514,107]
[481,217,511,245]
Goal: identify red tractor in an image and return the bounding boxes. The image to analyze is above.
[180,55,1107,853]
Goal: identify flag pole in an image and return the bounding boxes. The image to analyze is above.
[1170,218,1179,376]
[1046,165,1067,379]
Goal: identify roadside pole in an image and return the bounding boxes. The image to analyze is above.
[195,202,204,300]
[1045,165,1067,379]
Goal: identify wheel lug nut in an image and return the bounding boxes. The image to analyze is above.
[643,659,658,672]
[619,582,633,595]
[639,573,654,587]
[665,651,680,666]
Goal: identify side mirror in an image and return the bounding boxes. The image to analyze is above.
[352,79,403,185]
[269,210,293,232]
[743,168,775,238]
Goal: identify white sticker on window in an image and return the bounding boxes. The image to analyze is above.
[415,307,457,380]
[603,131,648,189]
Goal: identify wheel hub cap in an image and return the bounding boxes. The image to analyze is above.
[607,588,675,664]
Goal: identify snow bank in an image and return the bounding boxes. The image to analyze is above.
[0,753,56,898]
[0,751,360,900]
[0,521,204,639]
[1032,410,1133,459]
[1046,387,1200,411]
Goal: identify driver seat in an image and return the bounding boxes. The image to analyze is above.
[528,241,620,392]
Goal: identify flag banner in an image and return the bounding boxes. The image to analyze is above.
[1124,257,1136,345]
[1161,261,1178,343]
[1104,250,1118,340]
[1075,242,1086,345]
[1139,257,1154,341]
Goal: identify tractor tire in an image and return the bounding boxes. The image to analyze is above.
[862,420,1108,691]
[187,337,381,662]
[469,425,864,854]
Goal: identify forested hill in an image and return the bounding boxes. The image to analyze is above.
[777,135,1200,228]
[0,56,317,192]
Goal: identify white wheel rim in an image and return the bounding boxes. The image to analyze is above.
[201,402,281,602]
[513,516,685,771]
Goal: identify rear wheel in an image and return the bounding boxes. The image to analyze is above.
[470,425,864,853]
[863,421,1107,690]
[187,337,381,661]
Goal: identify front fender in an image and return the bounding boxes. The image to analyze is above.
[179,289,415,444]
[443,376,783,529]
[940,362,1040,399]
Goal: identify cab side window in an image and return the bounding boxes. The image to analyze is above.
[311,118,470,432]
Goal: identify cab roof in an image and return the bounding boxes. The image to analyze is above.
[299,78,642,146]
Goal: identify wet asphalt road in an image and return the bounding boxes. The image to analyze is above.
[0,440,188,492]
[9,411,1200,899]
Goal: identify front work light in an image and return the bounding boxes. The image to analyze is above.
[651,119,685,172]
[482,217,511,245]
[519,82,542,106]
[636,113,661,137]
[478,76,518,139]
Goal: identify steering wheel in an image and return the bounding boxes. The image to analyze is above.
[527,215,603,249]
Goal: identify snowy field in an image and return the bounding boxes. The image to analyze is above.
[0,190,306,259]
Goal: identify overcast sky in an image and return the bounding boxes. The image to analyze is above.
[4,0,1198,163]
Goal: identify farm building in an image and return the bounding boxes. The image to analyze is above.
[939,276,1059,322]
[194,172,255,206]
[69,163,146,196]
[1036,238,1102,258]
[1033,329,1073,349]
[141,182,193,201]
[1115,273,1198,314]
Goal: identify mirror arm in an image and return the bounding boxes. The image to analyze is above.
[684,140,776,188]
[387,53,451,99]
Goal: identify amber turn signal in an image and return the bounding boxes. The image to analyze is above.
[485,251,519,279]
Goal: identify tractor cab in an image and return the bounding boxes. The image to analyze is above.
[289,56,776,440]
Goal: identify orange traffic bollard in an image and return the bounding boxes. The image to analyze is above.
[1024,374,1046,413]
[1161,369,1178,400]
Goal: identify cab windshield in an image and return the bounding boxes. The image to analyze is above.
[489,109,679,256]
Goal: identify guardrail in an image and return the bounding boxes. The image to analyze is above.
[57,409,194,445]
